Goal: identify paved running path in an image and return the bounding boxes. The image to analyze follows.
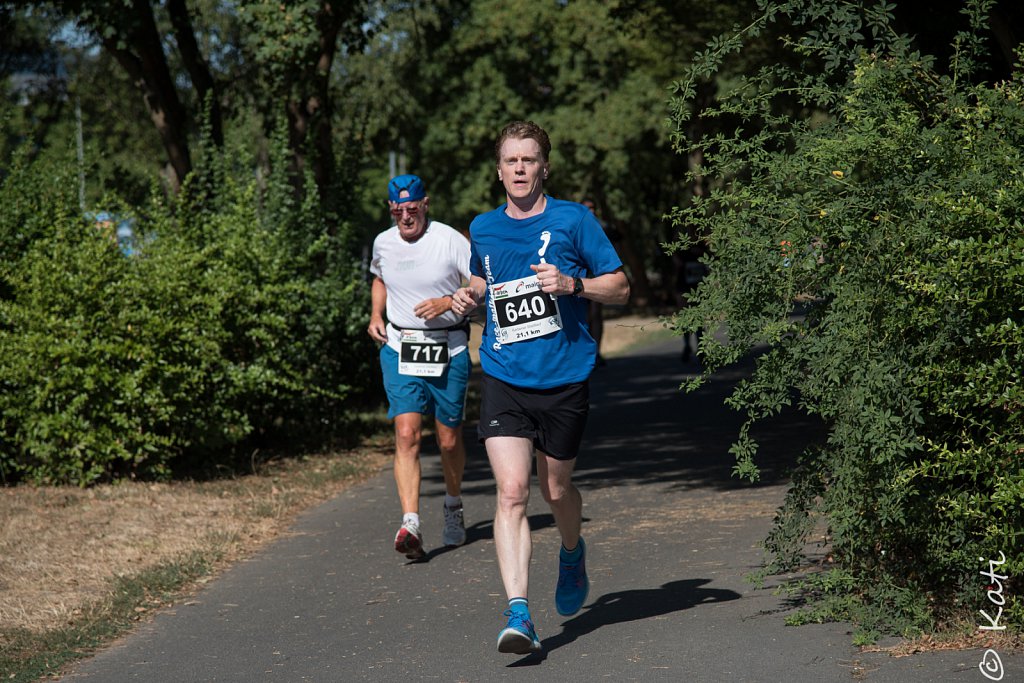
[63,339,1019,682]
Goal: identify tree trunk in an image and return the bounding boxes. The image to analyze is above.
[102,0,192,192]
[283,1,347,214]
[166,0,223,148]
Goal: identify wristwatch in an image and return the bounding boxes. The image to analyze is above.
[572,276,584,296]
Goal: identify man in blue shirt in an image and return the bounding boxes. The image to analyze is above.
[451,121,630,654]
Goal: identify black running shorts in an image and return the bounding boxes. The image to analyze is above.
[476,374,590,460]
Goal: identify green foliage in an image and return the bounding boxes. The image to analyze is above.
[9,0,780,306]
[668,0,1022,637]
[0,143,80,269]
[0,134,376,485]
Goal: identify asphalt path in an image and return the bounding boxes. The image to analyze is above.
[63,339,1020,682]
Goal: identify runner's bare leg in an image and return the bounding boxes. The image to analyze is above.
[536,452,581,551]
[435,420,466,497]
[486,436,535,599]
[393,412,423,514]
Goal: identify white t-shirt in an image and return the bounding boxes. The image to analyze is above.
[370,220,471,355]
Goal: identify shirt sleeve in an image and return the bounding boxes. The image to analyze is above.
[576,210,622,276]
[455,231,472,283]
[469,222,484,278]
[369,233,384,279]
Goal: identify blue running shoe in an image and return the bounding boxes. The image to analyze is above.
[555,537,589,616]
[496,610,542,654]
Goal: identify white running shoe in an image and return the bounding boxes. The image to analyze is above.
[442,504,466,547]
[394,520,424,559]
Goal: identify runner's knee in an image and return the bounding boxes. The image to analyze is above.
[540,480,575,507]
[395,423,422,451]
[435,428,461,454]
[496,480,530,510]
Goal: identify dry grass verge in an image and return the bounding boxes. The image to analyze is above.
[0,447,393,633]
[863,631,1024,657]
[0,443,392,680]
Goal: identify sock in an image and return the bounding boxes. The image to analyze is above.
[508,597,529,616]
[402,512,420,527]
[444,494,462,509]
[560,539,583,562]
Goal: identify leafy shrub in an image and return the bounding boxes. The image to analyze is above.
[0,144,81,285]
[667,0,1022,637]
[0,134,378,485]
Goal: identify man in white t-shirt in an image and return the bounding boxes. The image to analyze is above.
[368,174,472,560]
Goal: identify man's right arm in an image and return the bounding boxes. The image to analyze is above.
[368,276,389,343]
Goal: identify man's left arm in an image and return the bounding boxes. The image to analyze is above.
[532,264,629,306]
[575,267,629,305]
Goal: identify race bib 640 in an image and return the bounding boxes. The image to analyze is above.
[489,275,562,344]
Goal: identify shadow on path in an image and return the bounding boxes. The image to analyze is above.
[422,341,827,497]
[508,579,742,667]
[577,345,825,492]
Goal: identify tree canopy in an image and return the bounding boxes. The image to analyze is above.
[4,0,773,304]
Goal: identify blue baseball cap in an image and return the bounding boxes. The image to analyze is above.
[388,174,426,203]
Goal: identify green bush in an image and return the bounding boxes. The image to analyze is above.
[0,137,377,485]
[668,0,1022,637]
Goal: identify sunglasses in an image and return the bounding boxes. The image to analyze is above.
[390,204,421,218]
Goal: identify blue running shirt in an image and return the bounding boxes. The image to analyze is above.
[470,196,623,389]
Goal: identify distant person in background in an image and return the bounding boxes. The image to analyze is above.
[91,211,137,257]
[674,242,707,364]
[367,174,471,560]
[91,211,122,251]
